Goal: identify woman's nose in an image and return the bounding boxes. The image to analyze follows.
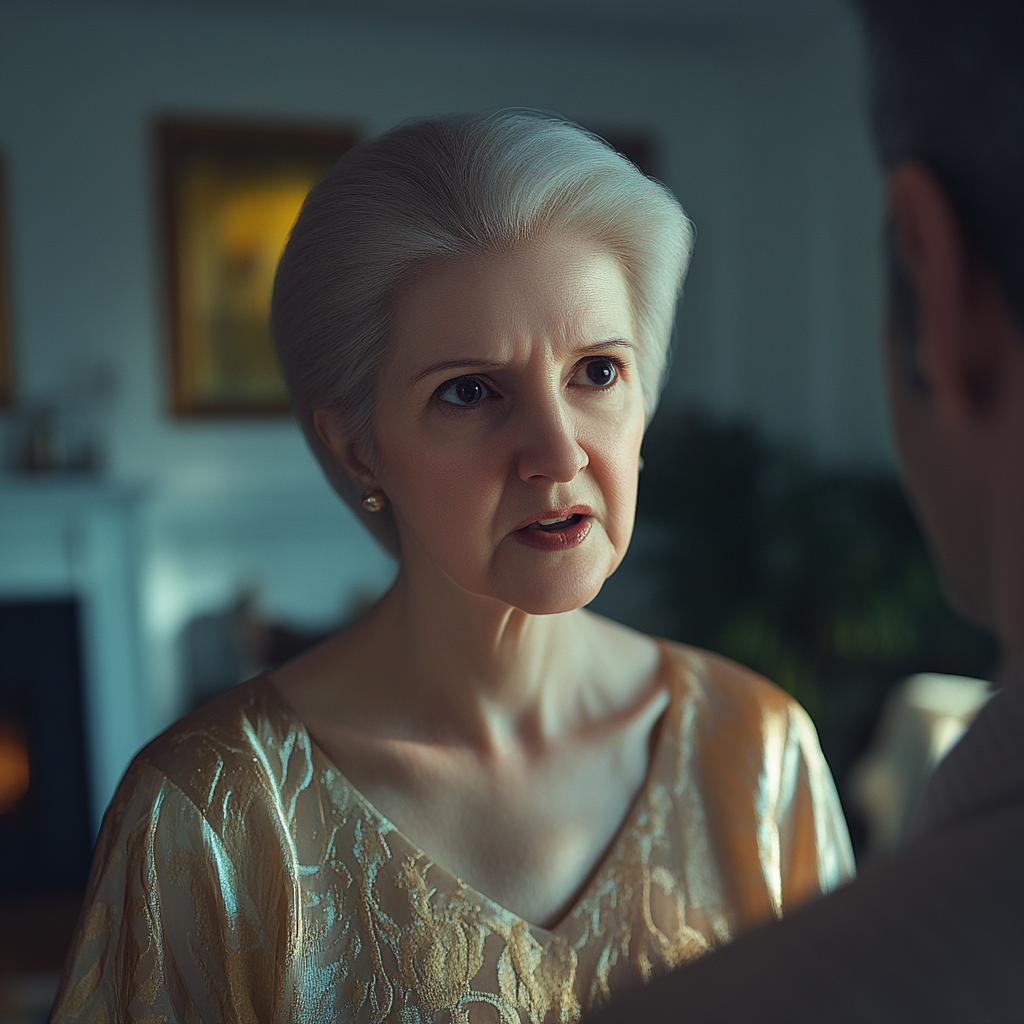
[514,395,589,484]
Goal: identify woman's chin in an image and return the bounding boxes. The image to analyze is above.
[486,560,615,616]
[402,529,623,615]
[499,590,603,617]
[480,533,623,614]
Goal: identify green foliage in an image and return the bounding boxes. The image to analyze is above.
[635,414,998,781]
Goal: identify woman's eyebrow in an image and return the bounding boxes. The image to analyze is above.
[410,358,506,387]
[574,338,635,354]
[410,339,635,387]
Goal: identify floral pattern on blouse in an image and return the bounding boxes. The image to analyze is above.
[52,641,854,1023]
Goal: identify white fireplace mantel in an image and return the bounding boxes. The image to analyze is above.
[0,474,149,832]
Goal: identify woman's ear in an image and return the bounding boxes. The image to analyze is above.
[313,409,379,492]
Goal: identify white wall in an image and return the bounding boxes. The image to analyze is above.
[0,0,889,732]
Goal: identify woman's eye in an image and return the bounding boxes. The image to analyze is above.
[438,377,493,407]
[573,357,620,389]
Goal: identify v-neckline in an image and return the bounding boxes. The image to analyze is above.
[260,642,679,938]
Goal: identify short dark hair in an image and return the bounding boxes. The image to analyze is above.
[855,1,1024,329]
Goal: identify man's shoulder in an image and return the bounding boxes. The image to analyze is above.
[913,678,1024,836]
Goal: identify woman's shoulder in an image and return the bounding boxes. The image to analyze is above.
[655,637,808,723]
[125,675,305,818]
[653,638,856,905]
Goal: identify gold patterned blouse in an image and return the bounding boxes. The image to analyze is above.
[52,641,854,1023]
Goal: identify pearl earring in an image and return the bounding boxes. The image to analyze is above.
[361,491,387,513]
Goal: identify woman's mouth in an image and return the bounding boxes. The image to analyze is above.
[513,509,592,550]
[530,513,584,531]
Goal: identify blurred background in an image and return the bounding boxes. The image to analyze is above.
[0,0,997,1018]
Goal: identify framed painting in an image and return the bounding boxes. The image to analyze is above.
[0,156,13,408]
[160,118,357,415]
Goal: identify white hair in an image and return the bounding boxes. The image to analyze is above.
[272,110,694,555]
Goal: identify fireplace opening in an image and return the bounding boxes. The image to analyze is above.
[0,600,94,982]
[0,713,31,817]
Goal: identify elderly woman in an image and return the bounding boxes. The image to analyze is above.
[53,112,853,1023]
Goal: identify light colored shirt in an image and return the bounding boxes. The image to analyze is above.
[51,640,853,1023]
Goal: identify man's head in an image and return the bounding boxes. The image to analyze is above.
[857,1,1024,330]
[854,1,1024,651]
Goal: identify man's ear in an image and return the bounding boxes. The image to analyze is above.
[888,162,1005,421]
[313,409,378,492]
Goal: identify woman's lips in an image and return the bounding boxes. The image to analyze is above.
[511,505,592,532]
[512,508,593,550]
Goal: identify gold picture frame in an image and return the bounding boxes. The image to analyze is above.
[0,156,14,408]
[160,119,357,415]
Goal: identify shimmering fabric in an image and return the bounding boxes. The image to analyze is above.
[52,641,854,1023]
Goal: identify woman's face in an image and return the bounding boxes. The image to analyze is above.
[371,233,646,614]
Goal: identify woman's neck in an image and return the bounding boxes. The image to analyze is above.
[358,566,589,752]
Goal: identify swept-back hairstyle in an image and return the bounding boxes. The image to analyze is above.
[272,110,694,555]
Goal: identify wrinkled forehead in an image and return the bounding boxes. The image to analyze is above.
[384,236,637,377]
